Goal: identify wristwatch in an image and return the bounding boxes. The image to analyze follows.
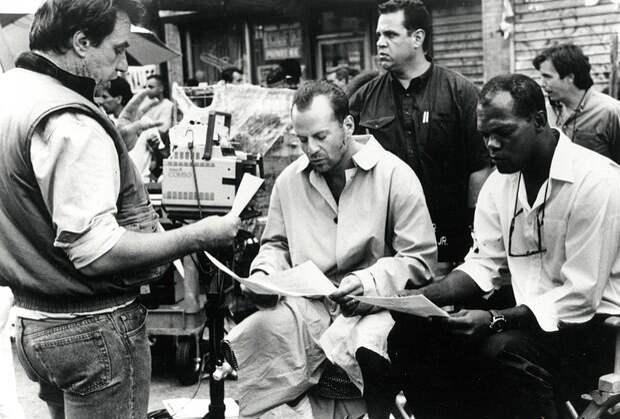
[489,309,507,333]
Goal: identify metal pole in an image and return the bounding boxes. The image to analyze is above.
[203,269,226,419]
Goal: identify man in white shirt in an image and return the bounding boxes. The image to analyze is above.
[138,74,175,134]
[388,74,620,419]
[136,74,174,181]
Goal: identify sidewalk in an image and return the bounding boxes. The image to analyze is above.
[12,341,292,419]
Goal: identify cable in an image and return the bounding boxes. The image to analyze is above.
[187,140,203,219]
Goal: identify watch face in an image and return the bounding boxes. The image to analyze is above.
[490,312,506,332]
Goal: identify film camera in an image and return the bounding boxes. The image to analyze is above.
[162,111,263,219]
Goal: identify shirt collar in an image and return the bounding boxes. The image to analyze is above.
[295,135,382,174]
[352,135,381,170]
[559,87,592,123]
[548,129,576,184]
[15,51,97,103]
[390,62,434,93]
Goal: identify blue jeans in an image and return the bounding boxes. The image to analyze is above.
[15,301,151,419]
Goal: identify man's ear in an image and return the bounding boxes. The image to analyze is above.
[412,29,426,49]
[72,31,90,58]
[533,110,547,131]
[343,115,355,135]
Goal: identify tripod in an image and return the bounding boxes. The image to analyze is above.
[198,253,230,419]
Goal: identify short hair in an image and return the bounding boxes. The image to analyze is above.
[30,0,144,54]
[292,80,349,123]
[108,77,133,105]
[378,0,432,51]
[532,43,594,90]
[220,67,242,83]
[479,74,547,120]
[266,60,303,87]
[146,74,164,86]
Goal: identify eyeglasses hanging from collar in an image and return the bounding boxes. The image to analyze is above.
[508,173,550,257]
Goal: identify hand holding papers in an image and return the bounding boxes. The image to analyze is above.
[352,294,449,318]
[203,251,337,297]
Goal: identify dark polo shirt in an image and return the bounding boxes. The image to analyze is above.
[350,64,489,263]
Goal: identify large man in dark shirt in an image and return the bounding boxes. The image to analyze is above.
[350,0,490,266]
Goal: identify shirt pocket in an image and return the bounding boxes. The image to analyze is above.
[428,112,459,160]
[360,115,398,153]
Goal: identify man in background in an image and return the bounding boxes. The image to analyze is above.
[219,66,244,85]
[138,73,175,134]
[97,76,133,120]
[533,43,620,163]
[266,58,302,89]
[136,74,175,181]
[349,0,491,270]
[186,69,206,86]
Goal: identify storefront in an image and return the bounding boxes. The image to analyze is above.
[158,0,377,86]
[156,0,495,92]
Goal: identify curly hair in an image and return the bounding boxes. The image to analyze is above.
[30,0,144,54]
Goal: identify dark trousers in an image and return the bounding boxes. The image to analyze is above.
[356,347,397,419]
[387,315,614,419]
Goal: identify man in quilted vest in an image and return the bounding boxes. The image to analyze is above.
[0,1,238,418]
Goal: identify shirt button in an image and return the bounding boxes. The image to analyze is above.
[333,217,338,223]
[407,131,412,135]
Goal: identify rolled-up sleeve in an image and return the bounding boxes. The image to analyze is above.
[30,112,125,269]
[456,175,507,292]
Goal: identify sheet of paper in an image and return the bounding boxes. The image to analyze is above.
[163,397,239,418]
[203,251,337,297]
[353,294,449,318]
[229,173,264,217]
[157,223,184,278]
